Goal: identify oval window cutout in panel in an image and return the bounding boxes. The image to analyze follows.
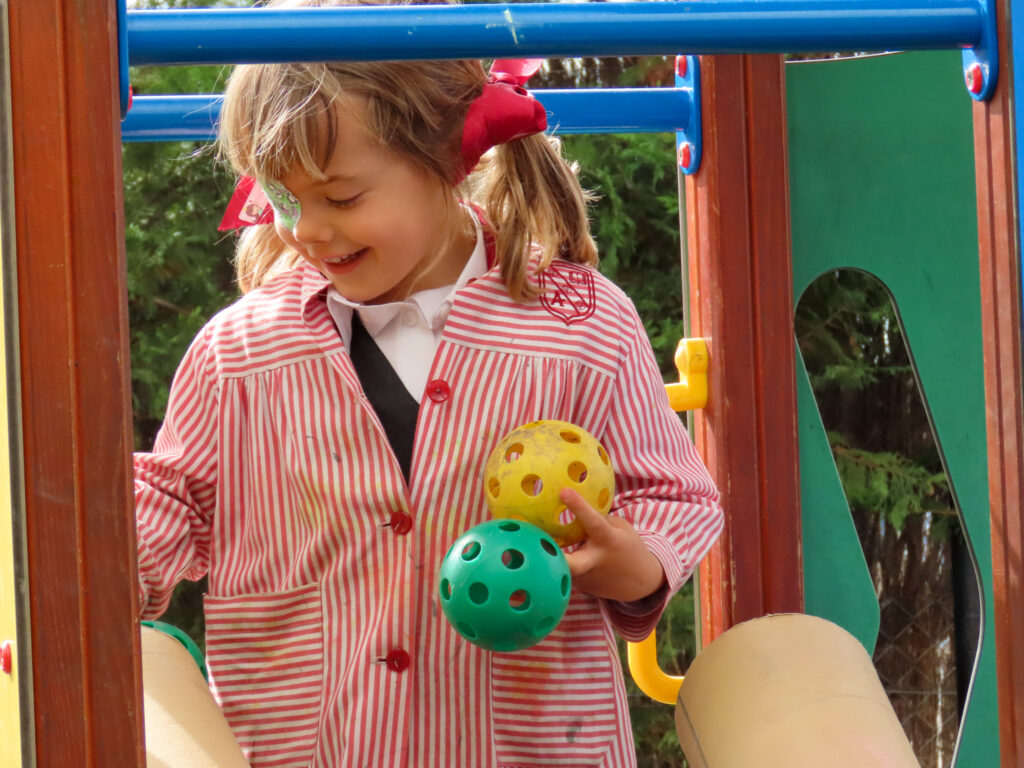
[796,268,981,767]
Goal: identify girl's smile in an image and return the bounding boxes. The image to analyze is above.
[271,98,474,305]
[321,247,369,270]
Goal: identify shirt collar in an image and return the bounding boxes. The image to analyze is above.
[325,213,487,349]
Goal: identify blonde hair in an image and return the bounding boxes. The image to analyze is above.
[218,0,597,299]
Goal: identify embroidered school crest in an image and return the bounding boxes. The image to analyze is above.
[539,263,596,325]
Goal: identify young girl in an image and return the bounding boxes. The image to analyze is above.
[134,1,723,765]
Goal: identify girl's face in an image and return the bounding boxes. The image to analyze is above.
[270,98,474,305]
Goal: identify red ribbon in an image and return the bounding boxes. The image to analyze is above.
[459,58,547,180]
[218,174,274,231]
[220,59,546,229]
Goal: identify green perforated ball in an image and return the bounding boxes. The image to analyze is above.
[439,519,571,652]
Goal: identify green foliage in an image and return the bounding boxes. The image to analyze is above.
[828,432,951,532]
[796,269,912,392]
[564,133,684,378]
[124,74,238,447]
[795,269,955,537]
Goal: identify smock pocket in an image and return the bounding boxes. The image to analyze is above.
[205,584,325,767]
[491,610,620,767]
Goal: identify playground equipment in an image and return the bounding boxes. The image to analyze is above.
[483,420,614,546]
[675,614,919,767]
[6,0,1024,765]
[439,519,571,652]
[141,625,247,768]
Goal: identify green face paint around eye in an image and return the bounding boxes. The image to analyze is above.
[261,180,301,231]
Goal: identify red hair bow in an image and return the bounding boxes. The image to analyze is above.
[218,175,273,232]
[459,58,547,181]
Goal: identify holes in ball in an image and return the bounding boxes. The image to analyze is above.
[567,461,589,483]
[509,590,531,611]
[498,521,521,532]
[598,445,610,465]
[469,582,489,605]
[561,575,570,596]
[457,622,477,639]
[536,616,555,634]
[560,430,581,444]
[440,579,452,600]
[502,549,525,569]
[505,443,525,462]
[597,488,610,509]
[558,507,575,526]
[541,539,558,557]
[522,475,543,496]
[487,477,500,498]
[461,541,482,561]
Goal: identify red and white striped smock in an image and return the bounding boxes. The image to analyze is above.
[135,257,723,768]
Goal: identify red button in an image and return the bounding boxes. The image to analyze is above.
[426,379,451,402]
[385,648,410,672]
[1,641,12,675]
[389,510,413,535]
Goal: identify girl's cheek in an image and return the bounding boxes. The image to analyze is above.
[275,224,298,249]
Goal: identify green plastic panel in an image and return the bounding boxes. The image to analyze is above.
[787,50,998,764]
[797,363,879,652]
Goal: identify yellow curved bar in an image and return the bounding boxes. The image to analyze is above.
[626,629,684,705]
[664,338,708,412]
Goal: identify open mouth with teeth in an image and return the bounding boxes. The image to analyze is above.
[322,247,368,268]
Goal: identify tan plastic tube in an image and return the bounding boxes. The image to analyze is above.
[674,614,920,768]
[142,626,249,768]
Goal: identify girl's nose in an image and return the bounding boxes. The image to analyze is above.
[291,208,333,245]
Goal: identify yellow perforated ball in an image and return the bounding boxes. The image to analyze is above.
[483,420,615,546]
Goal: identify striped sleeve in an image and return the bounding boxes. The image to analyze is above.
[600,298,723,641]
[134,323,220,619]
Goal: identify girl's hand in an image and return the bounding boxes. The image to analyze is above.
[560,488,666,603]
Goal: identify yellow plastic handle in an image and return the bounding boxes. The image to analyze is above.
[626,629,684,705]
[664,338,708,412]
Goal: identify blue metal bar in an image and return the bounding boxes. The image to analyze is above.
[121,88,693,143]
[127,1,984,66]
[122,96,221,143]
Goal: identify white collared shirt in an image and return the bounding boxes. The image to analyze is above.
[326,218,486,402]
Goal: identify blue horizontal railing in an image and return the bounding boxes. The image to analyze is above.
[126,1,984,65]
[121,88,692,143]
[118,1,997,153]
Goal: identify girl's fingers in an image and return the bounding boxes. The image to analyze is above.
[564,547,600,579]
[558,487,612,541]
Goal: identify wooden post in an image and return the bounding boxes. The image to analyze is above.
[973,0,1024,761]
[686,54,803,645]
[6,0,143,764]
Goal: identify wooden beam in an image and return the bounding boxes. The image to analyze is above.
[686,54,803,646]
[6,0,143,764]
[973,0,1024,760]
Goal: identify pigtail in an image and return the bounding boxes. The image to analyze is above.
[476,133,597,302]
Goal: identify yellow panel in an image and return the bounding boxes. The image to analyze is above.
[0,209,23,766]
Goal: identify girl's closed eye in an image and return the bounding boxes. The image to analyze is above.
[326,192,363,208]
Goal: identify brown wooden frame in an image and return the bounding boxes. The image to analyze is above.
[973,0,1024,761]
[685,54,803,646]
[6,0,144,764]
